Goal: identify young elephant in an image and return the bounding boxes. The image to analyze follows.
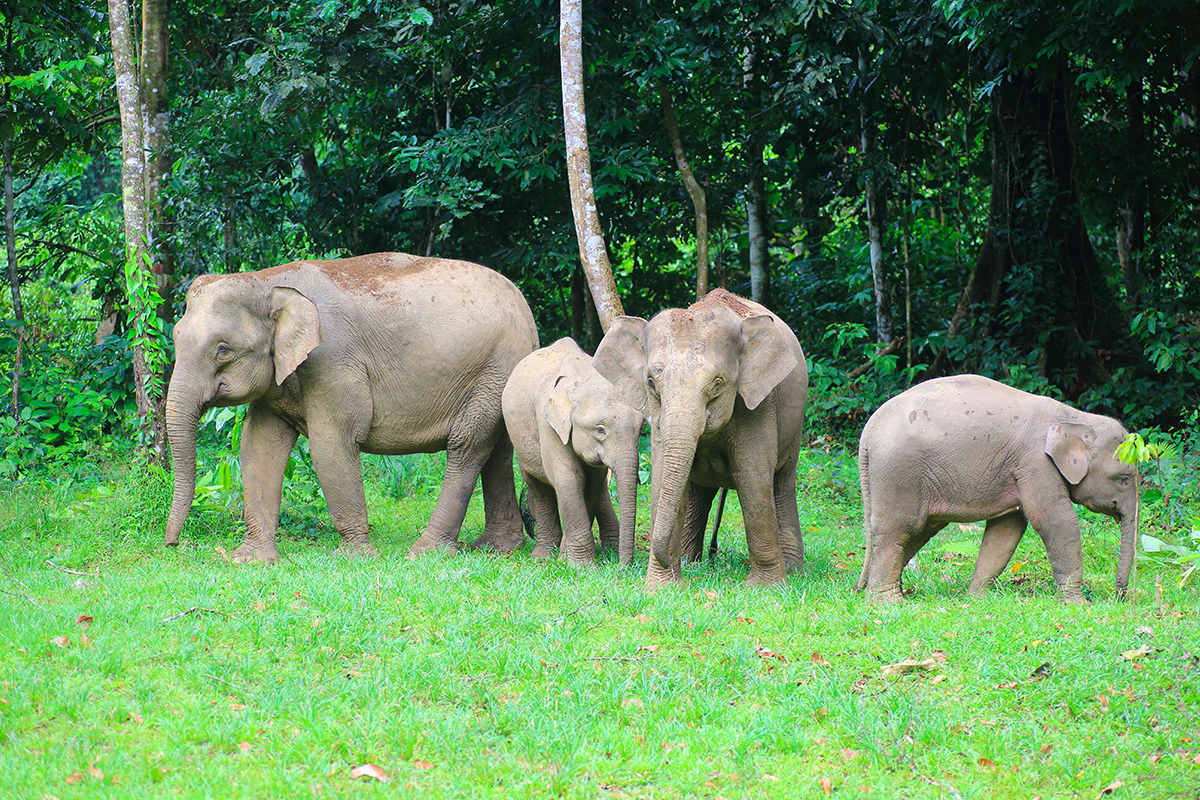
[502,338,643,566]
[856,374,1137,604]
[164,253,539,561]
[594,289,809,588]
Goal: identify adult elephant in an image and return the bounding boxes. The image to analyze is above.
[593,289,809,588]
[855,374,1138,604]
[164,253,539,562]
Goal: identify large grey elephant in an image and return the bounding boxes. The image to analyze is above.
[502,338,643,566]
[164,253,539,561]
[855,374,1138,604]
[593,289,809,587]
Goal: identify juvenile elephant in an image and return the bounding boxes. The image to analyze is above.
[594,289,809,588]
[856,374,1137,604]
[164,253,539,561]
[502,338,643,566]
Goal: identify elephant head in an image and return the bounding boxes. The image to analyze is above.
[164,274,322,546]
[594,299,798,578]
[544,371,643,564]
[1045,419,1138,597]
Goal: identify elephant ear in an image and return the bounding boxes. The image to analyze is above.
[1045,422,1096,485]
[545,374,574,446]
[270,286,322,384]
[593,316,649,413]
[737,315,798,411]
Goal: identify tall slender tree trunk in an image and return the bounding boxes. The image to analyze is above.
[4,135,24,421]
[559,0,623,331]
[860,50,891,343]
[661,82,709,300]
[1117,75,1147,308]
[743,46,768,305]
[109,0,167,461]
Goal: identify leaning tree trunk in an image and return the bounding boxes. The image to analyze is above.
[931,56,1130,394]
[559,0,623,331]
[661,81,709,300]
[3,134,24,422]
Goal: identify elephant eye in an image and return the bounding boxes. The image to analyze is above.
[596,425,607,437]
[215,344,230,359]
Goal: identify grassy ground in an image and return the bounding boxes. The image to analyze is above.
[0,449,1197,799]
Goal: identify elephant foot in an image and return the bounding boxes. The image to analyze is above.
[336,540,379,560]
[866,588,904,605]
[744,567,787,587]
[407,533,461,559]
[1059,593,1090,606]
[470,526,526,554]
[531,544,554,559]
[561,555,598,569]
[784,555,805,574]
[231,542,280,564]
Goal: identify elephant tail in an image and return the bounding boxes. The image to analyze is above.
[855,443,872,592]
[518,485,535,539]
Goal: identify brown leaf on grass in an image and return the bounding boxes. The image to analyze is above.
[996,681,1020,689]
[76,615,93,628]
[65,772,84,784]
[1149,754,1163,764]
[1030,662,1052,681]
[637,644,659,653]
[253,601,266,613]
[931,674,948,685]
[80,632,91,648]
[841,749,858,762]
[128,711,143,724]
[88,763,104,779]
[930,650,949,663]
[50,636,70,648]
[237,743,251,753]
[350,763,391,782]
[1040,744,1053,755]
[229,703,246,711]
[632,614,653,622]
[1097,779,1124,797]
[761,774,779,782]
[977,757,997,770]
[820,777,833,795]
[1097,695,1111,713]
[737,615,755,624]
[412,760,434,770]
[756,646,786,662]
[621,698,644,709]
[811,652,831,666]
[881,658,937,677]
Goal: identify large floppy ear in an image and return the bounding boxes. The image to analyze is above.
[737,315,798,411]
[1045,422,1095,485]
[269,286,322,384]
[545,374,574,446]
[592,316,649,413]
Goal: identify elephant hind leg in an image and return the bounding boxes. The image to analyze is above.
[865,518,942,603]
[969,509,1027,597]
[681,483,718,564]
[472,430,526,553]
[774,452,803,572]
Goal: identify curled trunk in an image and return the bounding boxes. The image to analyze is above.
[164,380,202,545]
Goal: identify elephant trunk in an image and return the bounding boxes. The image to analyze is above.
[1115,499,1138,600]
[647,408,704,581]
[614,449,639,566]
[164,377,204,546]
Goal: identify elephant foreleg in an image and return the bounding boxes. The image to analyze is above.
[587,467,620,554]
[773,452,803,572]
[968,509,1027,597]
[681,483,718,563]
[234,402,299,564]
[308,424,376,559]
[1023,494,1088,604]
[554,466,598,567]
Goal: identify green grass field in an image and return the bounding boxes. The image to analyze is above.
[0,450,1197,798]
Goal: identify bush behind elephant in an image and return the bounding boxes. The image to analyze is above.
[594,289,809,588]
[502,338,643,566]
[164,252,539,561]
[856,374,1137,603]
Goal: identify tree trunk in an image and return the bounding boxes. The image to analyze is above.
[559,0,623,331]
[860,51,892,343]
[931,56,1130,394]
[109,0,167,461]
[660,81,709,300]
[1117,75,1147,309]
[4,134,24,421]
[743,46,768,305]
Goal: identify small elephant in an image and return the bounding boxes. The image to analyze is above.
[594,289,809,588]
[855,374,1137,604]
[502,338,643,566]
[164,253,539,561]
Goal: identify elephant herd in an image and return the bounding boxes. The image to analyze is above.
[163,253,1138,604]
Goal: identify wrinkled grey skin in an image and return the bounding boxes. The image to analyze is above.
[502,338,644,567]
[856,374,1138,604]
[594,289,809,588]
[164,253,538,562]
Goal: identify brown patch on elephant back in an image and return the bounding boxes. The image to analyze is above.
[693,288,756,319]
[254,253,450,294]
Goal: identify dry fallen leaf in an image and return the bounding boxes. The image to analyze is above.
[50,636,70,648]
[977,757,997,770]
[350,763,391,782]
[931,674,948,685]
[128,711,143,724]
[65,772,84,785]
[632,614,653,622]
[76,615,93,628]
[737,615,755,624]
[762,774,779,782]
[881,658,937,677]
[756,646,786,662]
[621,697,644,709]
[638,644,659,653]
[412,760,434,770]
[237,743,252,753]
[820,777,832,795]
[1040,744,1053,755]
[996,681,1020,689]
[811,652,831,667]
[1097,779,1124,797]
